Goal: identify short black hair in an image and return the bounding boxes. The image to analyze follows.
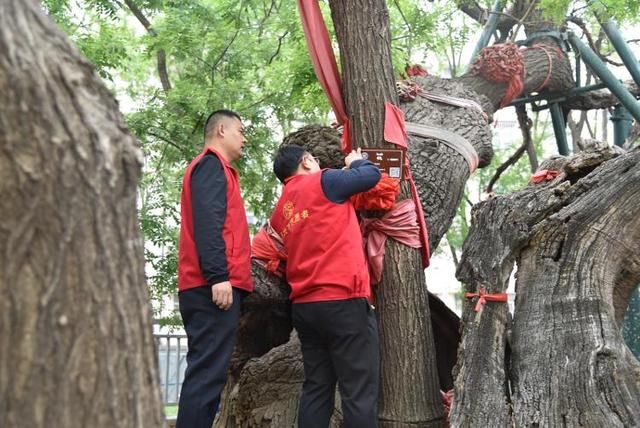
[204,109,241,141]
[273,144,307,183]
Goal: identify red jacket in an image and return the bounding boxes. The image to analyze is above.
[270,171,370,303]
[178,148,253,293]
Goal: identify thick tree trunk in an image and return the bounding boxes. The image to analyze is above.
[0,1,163,427]
[452,147,640,426]
[328,0,444,426]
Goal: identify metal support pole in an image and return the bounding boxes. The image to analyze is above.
[466,0,505,73]
[549,103,570,155]
[601,20,640,86]
[575,50,581,87]
[611,105,633,146]
[623,285,640,360]
[509,82,607,108]
[568,32,640,122]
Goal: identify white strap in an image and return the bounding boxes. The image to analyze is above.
[418,92,485,114]
[405,122,479,173]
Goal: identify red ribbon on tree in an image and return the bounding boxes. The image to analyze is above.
[251,222,287,277]
[360,199,423,283]
[297,0,350,151]
[350,173,400,211]
[470,43,524,108]
[297,0,430,267]
[405,64,429,77]
[464,288,509,312]
[530,169,559,184]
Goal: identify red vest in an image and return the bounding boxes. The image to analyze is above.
[178,148,253,292]
[270,172,370,303]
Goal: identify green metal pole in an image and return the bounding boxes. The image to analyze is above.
[601,20,640,86]
[623,286,640,360]
[549,103,570,155]
[568,32,640,122]
[611,105,633,146]
[466,0,506,73]
[509,83,607,107]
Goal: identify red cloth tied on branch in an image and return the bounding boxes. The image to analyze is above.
[361,199,422,284]
[464,288,508,312]
[251,221,287,277]
[405,64,429,77]
[351,173,400,211]
[297,0,429,267]
[470,43,524,107]
[530,169,559,184]
[441,389,454,419]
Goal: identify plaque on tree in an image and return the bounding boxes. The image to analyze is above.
[360,148,404,179]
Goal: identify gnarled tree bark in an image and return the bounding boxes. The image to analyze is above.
[0,1,163,426]
[452,147,640,426]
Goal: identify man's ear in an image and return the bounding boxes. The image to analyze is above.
[296,157,309,174]
[217,122,225,138]
[300,157,310,171]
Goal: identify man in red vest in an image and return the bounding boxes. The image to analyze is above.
[176,109,253,428]
[270,139,381,428]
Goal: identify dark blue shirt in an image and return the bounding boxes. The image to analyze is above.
[320,159,381,203]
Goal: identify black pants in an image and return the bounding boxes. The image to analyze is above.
[292,298,380,428]
[176,286,243,428]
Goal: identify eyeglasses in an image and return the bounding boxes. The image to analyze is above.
[303,154,319,164]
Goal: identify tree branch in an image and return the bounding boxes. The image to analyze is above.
[211,30,240,82]
[486,105,532,193]
[624,121,640,148]
[567,16,623,67]
[564,79,640,110]
[268,31,289,65]
[122,0,172,91]
[392,0,412,33]
[456,0,487,24]
[449,243,459,270]
[147,130,186,154]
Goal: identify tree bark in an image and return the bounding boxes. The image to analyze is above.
[0,1,164,427]
[328,0,444,426]
[452,147,640,426]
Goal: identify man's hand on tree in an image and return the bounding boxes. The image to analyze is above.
[344,148,363,168]
[211,281,233,310]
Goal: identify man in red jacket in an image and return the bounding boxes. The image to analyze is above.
[176,109,253,428]
[271,139,382,428]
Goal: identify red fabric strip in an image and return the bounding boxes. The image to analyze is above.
[251,222,287,277]
[361,199,422,283]
[464,288,508,312]
[530,169,559,184]
[297,0,351,151]
[384,103,408,148]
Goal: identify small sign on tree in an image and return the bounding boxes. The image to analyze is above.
[361,148,404,178]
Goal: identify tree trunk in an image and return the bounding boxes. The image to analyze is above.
[0,1,164,427]
[328,0,444,426]
[452,147,640,426]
